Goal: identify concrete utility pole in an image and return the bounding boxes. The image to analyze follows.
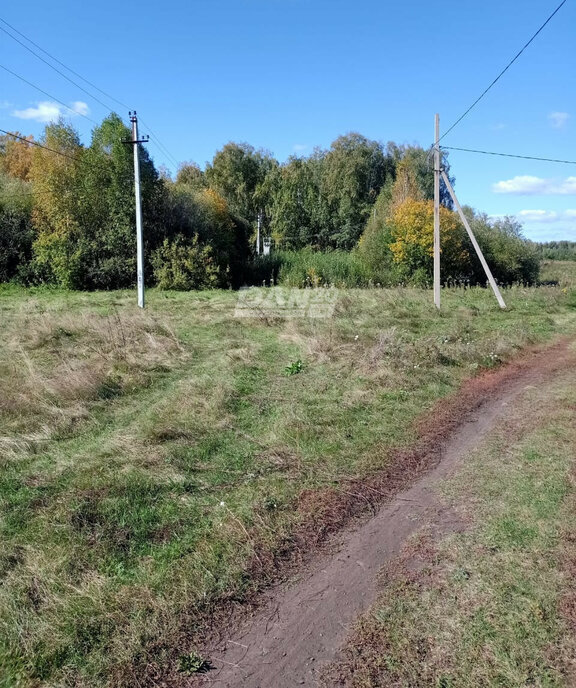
[433,114,441,309]
[440,170,506,309]
[124,112,149,308]
[256,211,262,256]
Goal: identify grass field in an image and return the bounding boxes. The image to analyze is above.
[1,270,575,686]
[540,260,576,288]
[323,348,576,687]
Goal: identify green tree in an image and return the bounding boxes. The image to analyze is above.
[268,135,393,251]
[163,178,250,287]
[356,189,396,284]
[78,113,166,289]
[176,162,206,190]
[266,153,327,248]
[0,172,34,282]
[205,142,277,225]
[321,133,392,248]
[29,120,85,287]
[29,114,166,289]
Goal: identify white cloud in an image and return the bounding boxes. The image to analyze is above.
[293,143,307,153]
[488,209,576,241]
[518,209,556,222]
[517,209,576,223]
[12,100,89,123]
[0,100,12,110]
[492,175,576,195]
[70,101,89,117]
[548,111,569,129]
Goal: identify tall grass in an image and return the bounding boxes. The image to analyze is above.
[0,279,575,686]
[247,249,371,287]
[540,260,576,288]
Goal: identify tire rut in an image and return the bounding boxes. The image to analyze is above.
[196,339,576,688]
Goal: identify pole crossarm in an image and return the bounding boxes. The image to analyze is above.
[122,138,150,145]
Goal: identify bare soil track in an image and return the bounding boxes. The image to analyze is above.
[194,339,576,688]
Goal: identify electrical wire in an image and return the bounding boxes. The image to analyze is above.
[438,0,568,144]
[0,128,137,193]
[441,145,576,165]
[0,128,80,162]
[0,24,113,114]
[0,63,100,126]
[0,16,130,112]
[0,15,180,168]
[143,128,180,169]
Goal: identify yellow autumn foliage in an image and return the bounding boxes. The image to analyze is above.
[389,199,469,277]
[201,187,229,219]
[0,132,35,181]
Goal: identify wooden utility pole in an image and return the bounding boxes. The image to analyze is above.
[123,112,149,308]
[441,170,506,309]
[433,114,441,309]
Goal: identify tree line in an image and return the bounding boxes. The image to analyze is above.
[0,113,540,290]
[534,241,576,262]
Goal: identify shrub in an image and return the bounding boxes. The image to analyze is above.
[356,213,397,285]
[244,253,284,285]
[356,202,540,287]
[152,236,221,290]
[163,184,250,289]
[465,213,540,285]
[245,249,370,288]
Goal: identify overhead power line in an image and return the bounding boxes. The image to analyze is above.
[0,16,130,113]
[0,15,180,168]
[0,24,113,113]
[0,62,100,126]
[0,127,80,161]
[439,0,568,144]
[0,128,137,193]
[143,128,180,169]
[441,145,576,165]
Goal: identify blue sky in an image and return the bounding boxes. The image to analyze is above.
[1,0,574,241]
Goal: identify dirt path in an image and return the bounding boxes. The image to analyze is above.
[197,340,576,688]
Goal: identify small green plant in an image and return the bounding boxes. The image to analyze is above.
[263,495,279,511]
[284,359,303,376]
[178,650,210,675]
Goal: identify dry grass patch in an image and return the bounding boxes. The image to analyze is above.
[0,307,186,451]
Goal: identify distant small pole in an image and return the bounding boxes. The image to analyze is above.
[433,114,441,309]
[256,211,261,256]
[123,112,149,308]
